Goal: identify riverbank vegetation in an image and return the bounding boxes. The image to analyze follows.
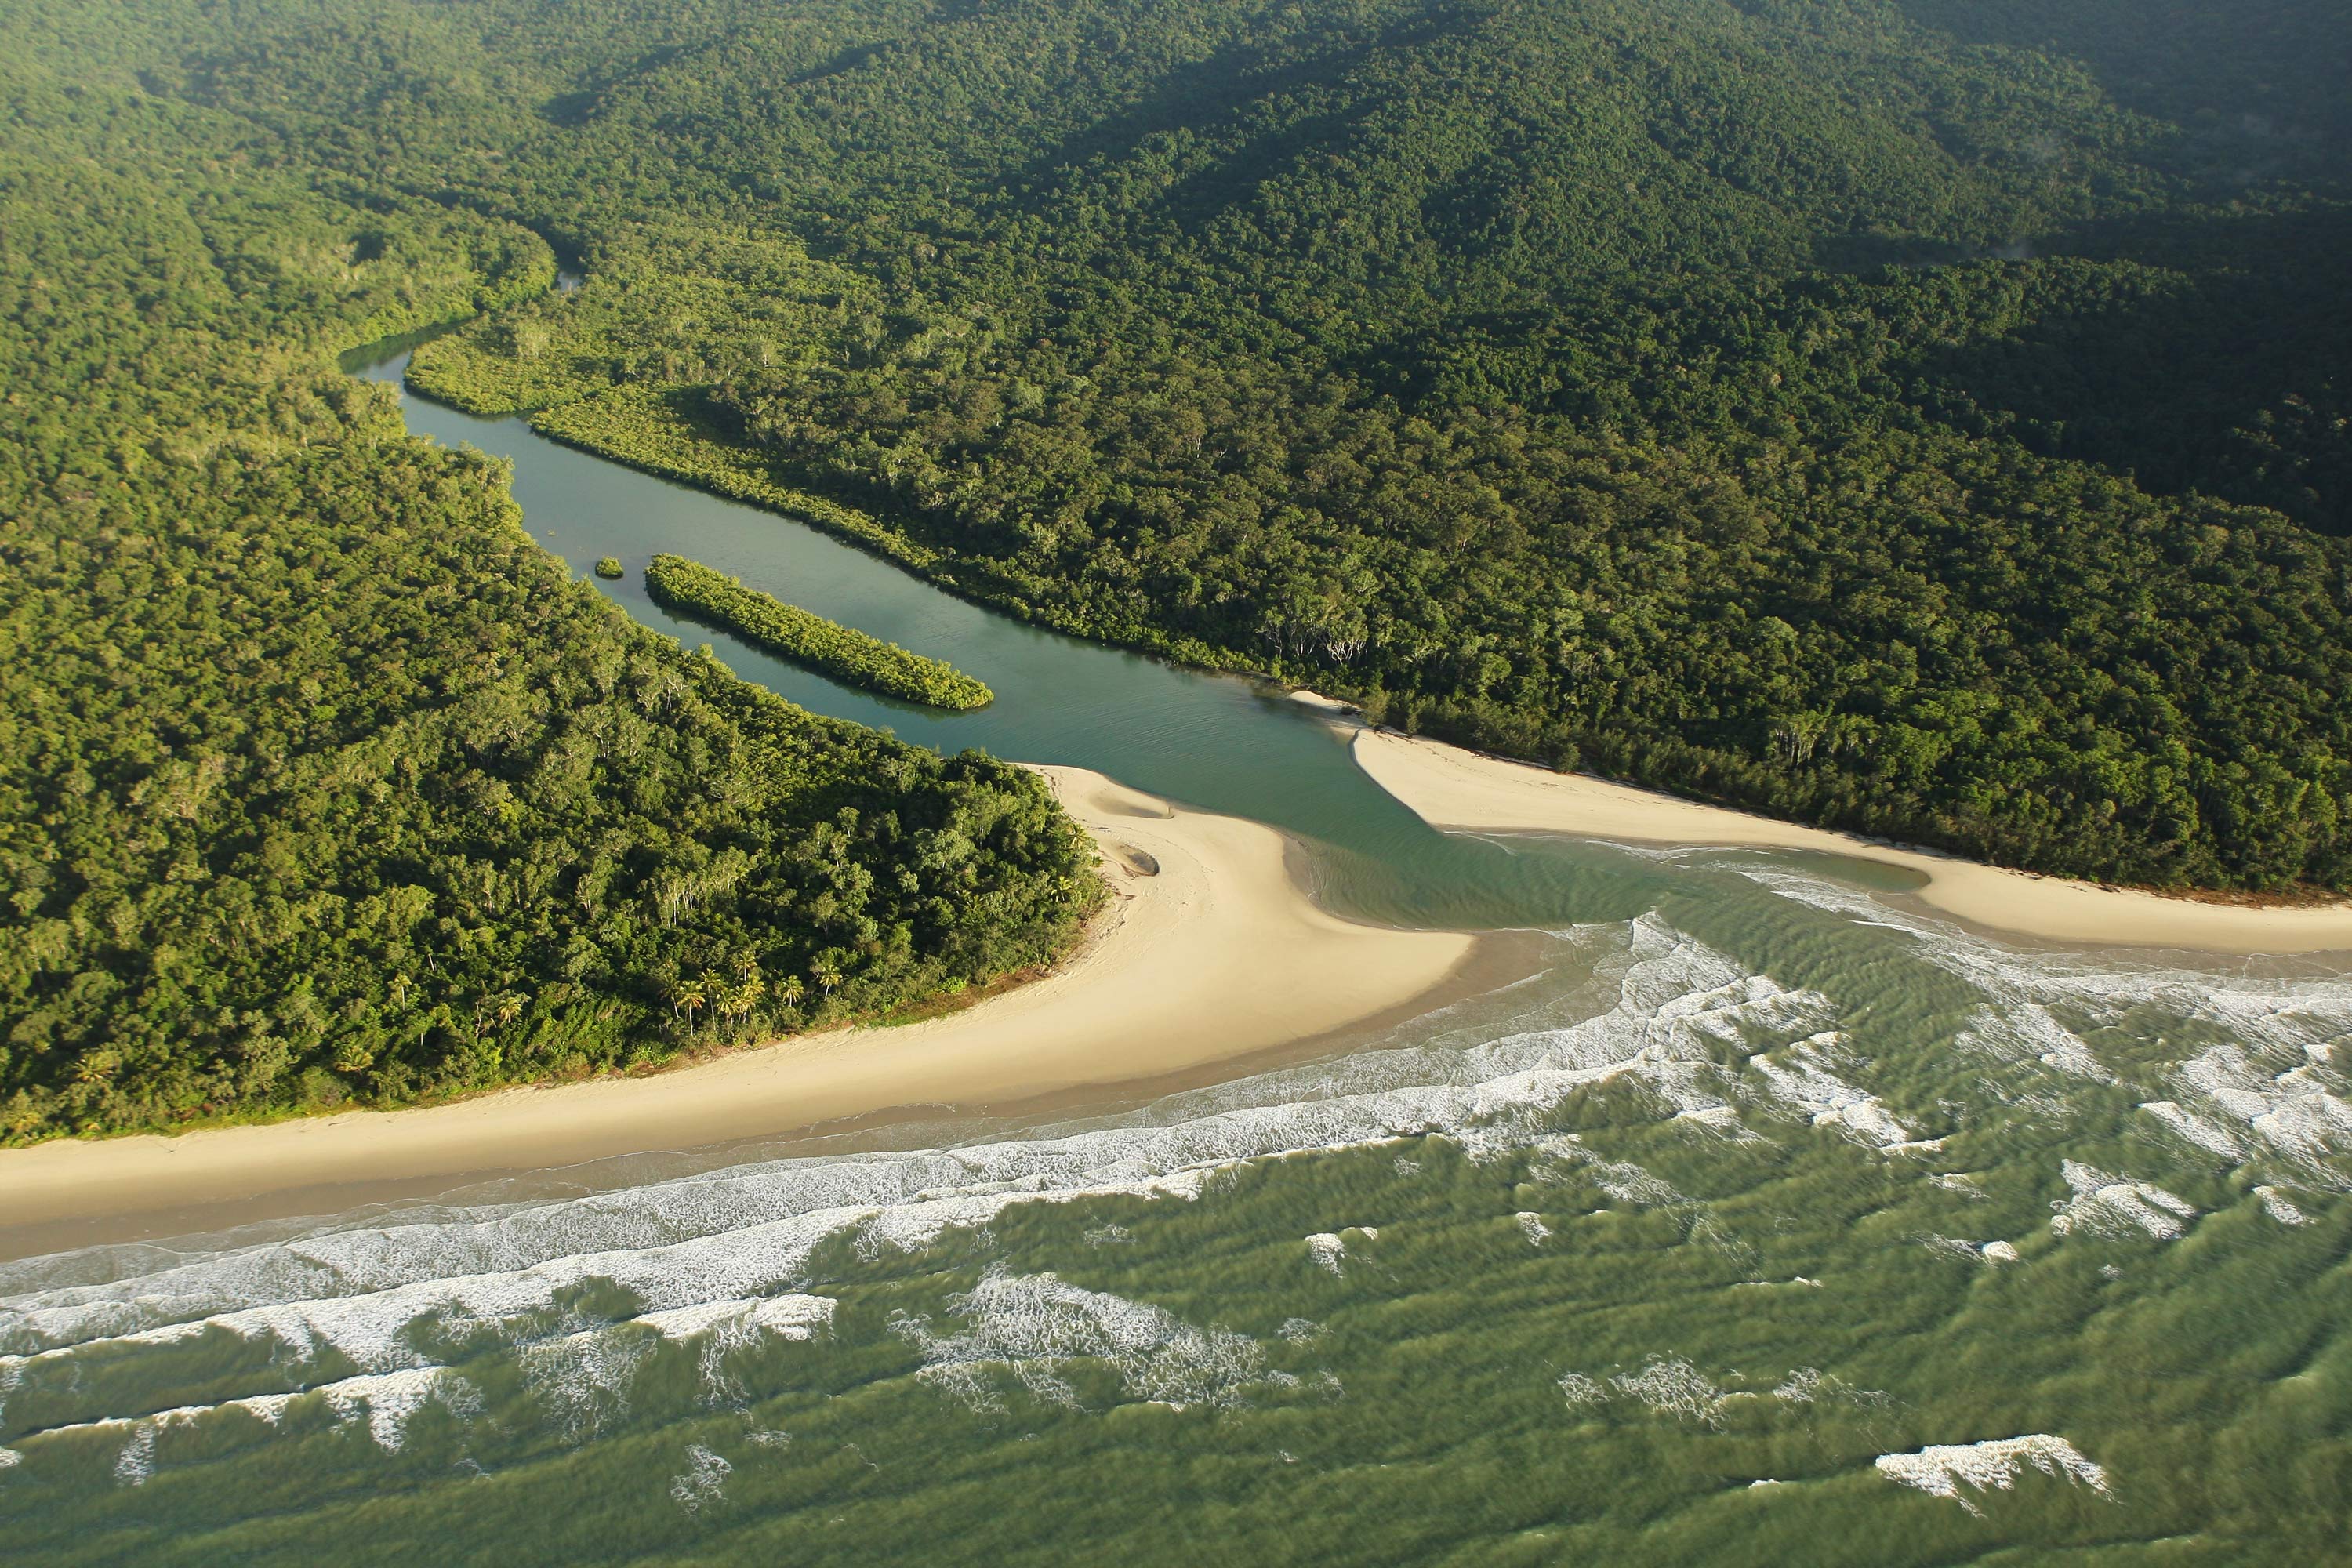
[646,554,994,710]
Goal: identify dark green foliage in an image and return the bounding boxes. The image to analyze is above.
[0,9,1101,1142]
[594,556,623,579]
[0,435,1096,1139]
[646,554,994,710]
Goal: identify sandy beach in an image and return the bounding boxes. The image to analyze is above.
[0,768,1475,1237]
[1348,724,2352,954]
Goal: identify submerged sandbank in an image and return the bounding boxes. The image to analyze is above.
[0,768,1475,1234]
[1349,726,2352,955]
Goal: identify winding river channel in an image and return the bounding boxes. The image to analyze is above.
[0,344,2345,1566]
[343,340,1944,952]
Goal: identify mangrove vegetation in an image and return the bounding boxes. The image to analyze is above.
[645,554,994,710]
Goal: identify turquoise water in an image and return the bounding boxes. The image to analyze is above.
[1,354,2346,1563]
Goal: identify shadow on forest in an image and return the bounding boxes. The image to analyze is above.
[1897,203,2352,535]
[993,11,1464,234]
[1893,0,2352,177]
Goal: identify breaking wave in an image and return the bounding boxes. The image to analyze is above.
[4,899,2340,1490]
[1875,1434,2111,1516]
[0,916,1846,1471]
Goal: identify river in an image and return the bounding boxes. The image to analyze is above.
[0,347,2345,1565]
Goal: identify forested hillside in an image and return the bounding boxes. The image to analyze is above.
[130,0,2347,893]
[0,31,1100,1142]
[4,0,2349,1139]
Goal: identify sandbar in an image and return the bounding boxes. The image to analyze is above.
[1350,725,2352,955]
[0,768,1475,1235]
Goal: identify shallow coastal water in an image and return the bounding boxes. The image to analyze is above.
[1,351,2345,1563]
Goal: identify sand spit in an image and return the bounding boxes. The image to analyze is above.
[0,768,1472,1235]
[1348,726,2352,954]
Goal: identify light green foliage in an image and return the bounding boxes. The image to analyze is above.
[407,223,869,416]
[645,554,994,710]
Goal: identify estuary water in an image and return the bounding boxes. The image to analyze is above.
[0,350,2346,1563]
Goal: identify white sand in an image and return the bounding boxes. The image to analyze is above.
[1350,726,2352,953]
[0,768,1473,1230]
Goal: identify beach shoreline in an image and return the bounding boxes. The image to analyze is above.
[0,767,1477,1245]
[1343,718,2352,955]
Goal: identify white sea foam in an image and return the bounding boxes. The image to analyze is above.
[1770,1365,1890,1409]
[2253,1185,2310,1225]
[1671,1104,1760,1140]
[1738,862,2352,1126]
[2154,1044,2352,1175]
[2049,1160,2197,1240]
[6,1363,477,1488]
[1918,1233,2018,1265]
[230,1391,299,1426]
[670,1443,731,1512]
[634,1294,836,1344]
[638,1294,837,1403]
[318,1367,481,1451]
[894,1267,1269,1414]
[517,1324,652,1442]
[1956,1003,2113,1083]
[1772,1367,1827,1403]
[1556,1371,1608,1407]
[1581,1159,1685,1208]
[1610,1356,1730,1427]
[1874,1434,2111,1517]
[113,1420,158,1486]
[1748,1033,1919,1151]
[1304,1227,1379,1275]
[5,920,1846,1384]
[2138,1100,2249,1160]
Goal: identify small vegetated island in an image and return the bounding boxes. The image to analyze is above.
[644,554,993,710]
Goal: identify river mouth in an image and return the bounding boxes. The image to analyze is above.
[341,344,1962,939]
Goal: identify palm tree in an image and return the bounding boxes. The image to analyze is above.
[669,977,707,1033]
[472,991,526,1040]
[717,973,765,1030]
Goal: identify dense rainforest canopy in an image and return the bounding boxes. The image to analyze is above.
[0,3,1103,1142]
[3,0,2349,1131]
